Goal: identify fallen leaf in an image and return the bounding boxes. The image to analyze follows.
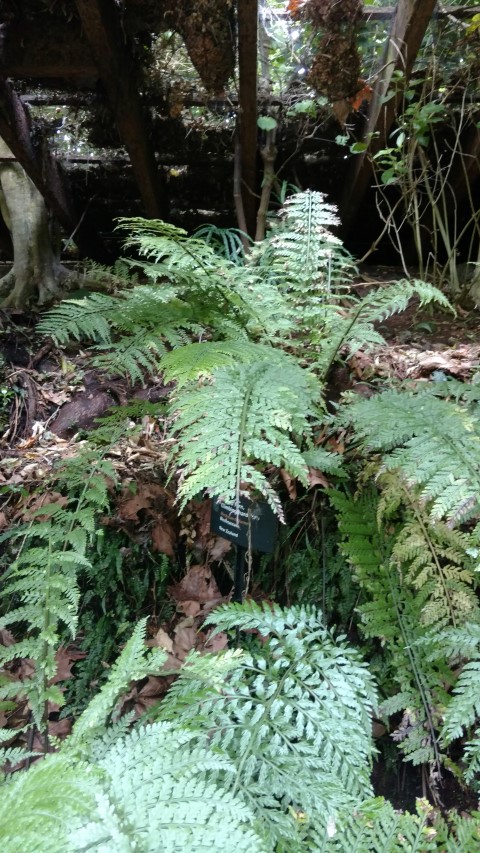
[202,631,228,653]
[52,646,86,683]
[151,628,174,654]
[178,600,202,617]
[209,536,231,562]
[307,468,330,488]
[169,564,221,604]
[151,517,176,557]
[0,628,16,647]
[173,617,198,659]
[48,718,72,739]
[280,468,297,500]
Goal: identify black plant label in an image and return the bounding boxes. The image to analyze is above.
[210,495,278,553]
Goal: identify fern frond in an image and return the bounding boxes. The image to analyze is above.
[38,292,121,343]
[160,339,269,387]
[330,488,447,768]
[316,281,451,378]
[171,356,322,516]
[0,754,98,853]
[76,721,265,853]
[376,471,479,629]
[162,602,377,843]
[342,388,480,526]
[194,223,250,263]
[69,619,167,748]
[313,797,438,852]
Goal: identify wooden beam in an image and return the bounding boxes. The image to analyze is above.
[0,77,108,261]
[74,0,166,219]
[238,0,258,239]
[339,0,438,234]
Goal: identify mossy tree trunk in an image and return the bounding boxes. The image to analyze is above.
[0,138,70,309]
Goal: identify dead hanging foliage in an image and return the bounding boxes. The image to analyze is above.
[164,0,235,93]
[288,0,364,105]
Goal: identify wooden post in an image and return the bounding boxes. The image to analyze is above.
[238,0,258,239]
[340,0,437,235]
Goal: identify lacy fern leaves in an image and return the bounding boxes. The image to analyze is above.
[343,388,480,526]
[160,601,377,845]
[0,451,117,728]
[170,354,324,515]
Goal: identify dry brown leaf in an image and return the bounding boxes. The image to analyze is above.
[118,493,153,521]
[194,498,213,546]
[178,600,202,617]
[169,564,221,604]
[52,646,86,683]
[0,511,7,532]
[209,536,232,562]
[173,617,198,659]
[150,627,174,654]
[48,718,72,739]
[307,468,330,489]
[280,468,297,500]
[40,389,70,406]
[349,350,374,378]
[202,631,228,653]
[0,628,16,647]
[151,517,176,557]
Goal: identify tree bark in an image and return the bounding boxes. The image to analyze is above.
[0,139,70,309]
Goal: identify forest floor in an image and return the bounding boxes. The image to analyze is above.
[1,269,480,808]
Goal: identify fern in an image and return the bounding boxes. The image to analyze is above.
[170,354,325,517]
[0,604,376,852]
[330,488,448,770]
[193,223,250,263]
[2,603,478,851]
[68,618,167,749]
[376,470,478,629]
[316,280,452,378]
[340,387,480,526]
[0,450,117,729]
[441,625,480,784]
[157,601,377,846]
[38,192,451,519]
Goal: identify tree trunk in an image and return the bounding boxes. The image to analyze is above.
[0,138,70,309]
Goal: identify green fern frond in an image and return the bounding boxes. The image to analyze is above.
[38,292,121,343]
[164,602,377,829]
[255,190,352,293]
[343,388,480,526]
[74,721,265,853]
[316,281,451,378]
[160,339,268,386]
[314,797,439,852]
[376,471,479,629]
[170,356,322,516]
[330,488,447,768]
[69,619,167,748]
[442,661,480,740]
[194,223,250,263]
[0,755,98,853]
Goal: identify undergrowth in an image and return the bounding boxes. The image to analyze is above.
[2,191,480,846]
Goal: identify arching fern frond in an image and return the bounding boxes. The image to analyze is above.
[330,488,447,769]
[160,339,269,387]
[160,602,377,846]
[170,355,324,516]
[341,388,480,526]
[316,280,452,378]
